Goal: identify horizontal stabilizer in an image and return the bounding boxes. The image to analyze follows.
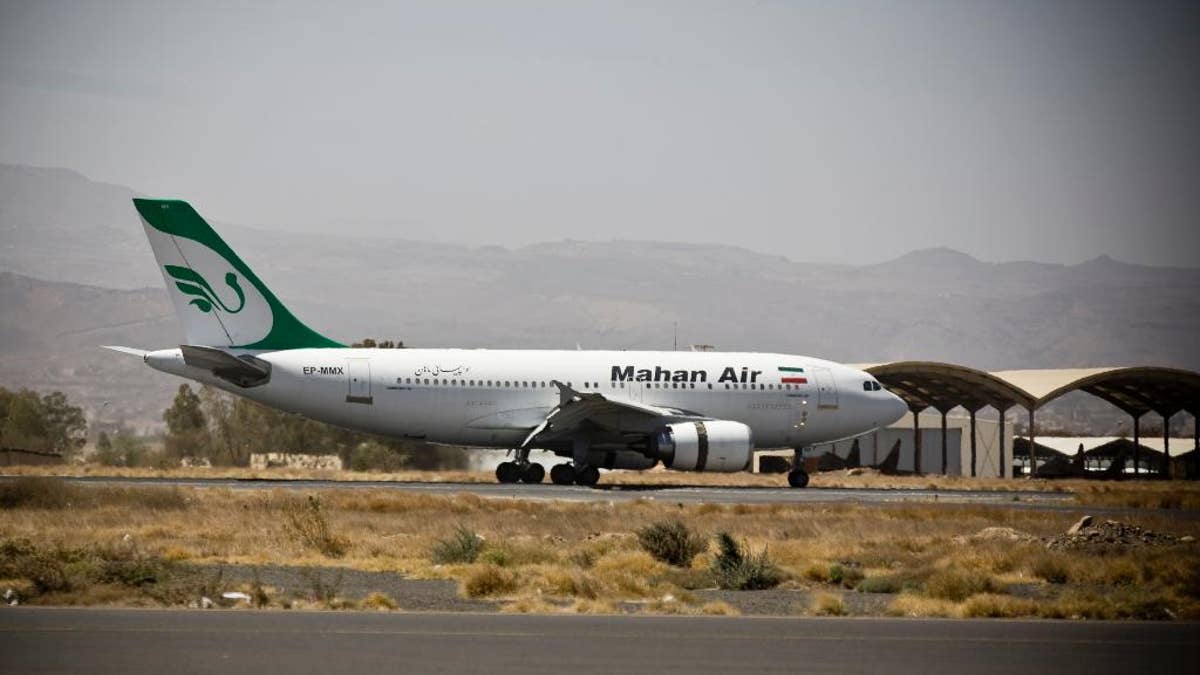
[101,346,149,359]
[180,344,271,388]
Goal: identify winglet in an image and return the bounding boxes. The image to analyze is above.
[550,379,582,405]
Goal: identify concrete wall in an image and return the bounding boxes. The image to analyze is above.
[0,447,65,467]
[804,412,1010,478]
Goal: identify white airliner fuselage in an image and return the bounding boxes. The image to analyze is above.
[112,197,909,487]
[145,347,907,450]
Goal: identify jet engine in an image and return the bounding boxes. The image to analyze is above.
[650,421,753,472]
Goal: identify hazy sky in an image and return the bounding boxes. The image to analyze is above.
[1,0,1197,265]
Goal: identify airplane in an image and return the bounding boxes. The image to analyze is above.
[106,199,909,488]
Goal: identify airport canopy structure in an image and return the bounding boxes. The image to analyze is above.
[861,362,1200,478]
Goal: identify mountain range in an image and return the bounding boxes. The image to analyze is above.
[2,163,1198,430]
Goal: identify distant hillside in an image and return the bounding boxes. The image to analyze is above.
[2,163,1199,429]
[0,271,180,429]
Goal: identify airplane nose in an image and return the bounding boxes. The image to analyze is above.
[885,392,908,425]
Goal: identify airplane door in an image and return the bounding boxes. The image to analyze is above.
[346,358,373,404]
[814,367,838,409]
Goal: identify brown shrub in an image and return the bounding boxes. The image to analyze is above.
[281,495,349,558]
[922,568,1001,602]
[462,565,517,597]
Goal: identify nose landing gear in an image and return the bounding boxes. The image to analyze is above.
[787,469,809,488]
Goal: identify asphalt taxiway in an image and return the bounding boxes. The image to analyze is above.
[10,474,1080,507]
[1,608,1194,675]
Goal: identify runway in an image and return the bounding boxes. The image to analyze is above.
[1,608,1194,675]
[17,475,1078,507]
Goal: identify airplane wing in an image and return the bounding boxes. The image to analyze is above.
[519,381,709,448]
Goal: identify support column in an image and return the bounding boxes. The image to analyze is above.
[1133,413,1141,477]
[1028,407,1037,478]
[1163,412,1171,478]
[940,409,949,475]
[998,408,1007,479]
[912,408,923,475]
[969,408,978,478]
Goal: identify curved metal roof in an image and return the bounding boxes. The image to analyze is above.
[866,361,1035,412]
[996,366,1200,415]
[865,362,1200,415]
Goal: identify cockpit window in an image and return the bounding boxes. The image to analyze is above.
[863,381,872,392]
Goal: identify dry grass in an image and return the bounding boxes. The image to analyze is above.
[810,592,846,616]
[1073,483,1200,510]
[361,591,398,611]
[2,477,1199,617]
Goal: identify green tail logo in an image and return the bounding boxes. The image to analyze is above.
[164,265,246,314]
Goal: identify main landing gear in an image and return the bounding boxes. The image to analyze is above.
[495,447,545,484]
[787,447,810,488]
[549,463,599,487]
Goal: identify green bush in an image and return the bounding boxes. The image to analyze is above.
[431,526,484,564]
[637,520,706,568]
[349,442,408,472]
[710,532,782,591]
[829,564,865,589]
[3,541,72,593]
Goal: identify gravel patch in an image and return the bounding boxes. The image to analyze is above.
[185,563,496,612]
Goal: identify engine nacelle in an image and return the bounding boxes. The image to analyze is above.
[651,420,753,472]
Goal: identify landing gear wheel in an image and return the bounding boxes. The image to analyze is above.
[787,469,810,488]
[575,465,601,487]
[550,463,575,485]
[496,461,522,484]
[521,462,545,484]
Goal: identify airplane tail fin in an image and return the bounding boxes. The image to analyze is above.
[133,198,343,351]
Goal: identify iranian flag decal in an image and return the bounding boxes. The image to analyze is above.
[779,366,807,384]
